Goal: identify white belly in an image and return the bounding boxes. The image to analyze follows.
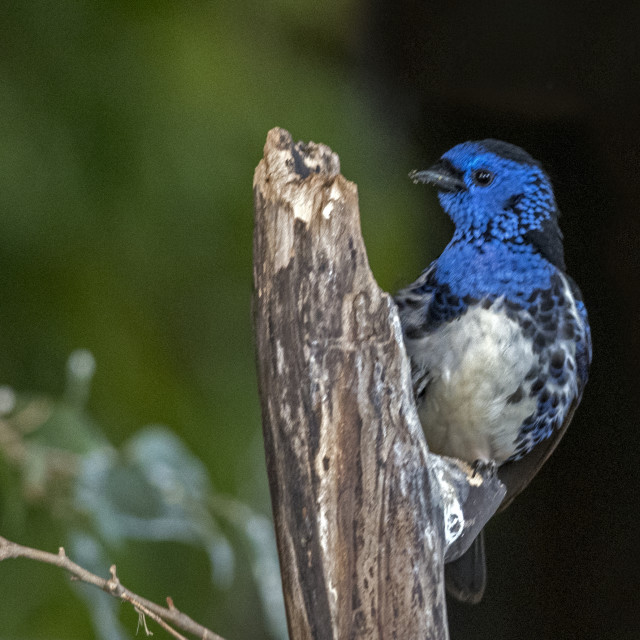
[406,306,538,464]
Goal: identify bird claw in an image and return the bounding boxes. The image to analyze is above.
[471,459,498,479]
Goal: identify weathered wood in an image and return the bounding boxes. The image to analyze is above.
[253,128,505,640]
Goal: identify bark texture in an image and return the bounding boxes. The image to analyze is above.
[253,128,505,640]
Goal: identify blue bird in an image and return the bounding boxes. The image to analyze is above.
[395,140,591,603]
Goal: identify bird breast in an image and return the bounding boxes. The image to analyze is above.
[406,304,539,464]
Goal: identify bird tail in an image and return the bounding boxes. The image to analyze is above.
[445,530,487,604]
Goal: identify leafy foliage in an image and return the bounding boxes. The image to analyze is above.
[0,351,286,639]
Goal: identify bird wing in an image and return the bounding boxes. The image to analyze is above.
[566,274,592,384]
[394,264,437,317]
[394,264,437,400]
[498,270,591,511]
[497,397,577,511]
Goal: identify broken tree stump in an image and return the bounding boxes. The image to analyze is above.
[252,128,505,639]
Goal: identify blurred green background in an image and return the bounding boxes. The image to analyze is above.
[0,2,432,639]
[1,1,639,639]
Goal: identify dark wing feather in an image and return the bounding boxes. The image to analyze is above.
[499,272,591,511]
[497,396,577,512]
[566,274,592,385]
[394,264,438,400]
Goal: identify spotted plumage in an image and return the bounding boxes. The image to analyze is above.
[395,140,591,602]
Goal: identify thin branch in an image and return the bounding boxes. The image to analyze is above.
[0,536,226,640]
[133,602,188,640]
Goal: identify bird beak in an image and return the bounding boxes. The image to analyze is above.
[409,159,466,193]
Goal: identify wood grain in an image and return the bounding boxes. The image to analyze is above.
[253,128,505,639]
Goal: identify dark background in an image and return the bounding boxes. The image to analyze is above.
[361,2,640,639]
[0,1,638,639]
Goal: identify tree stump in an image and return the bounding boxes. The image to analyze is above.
[253,128,505,639]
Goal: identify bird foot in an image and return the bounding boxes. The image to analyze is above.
[471,459,498,479]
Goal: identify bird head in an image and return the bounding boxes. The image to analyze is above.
[410,140,565,269]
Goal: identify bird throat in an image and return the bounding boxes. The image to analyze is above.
[435,239,554,301]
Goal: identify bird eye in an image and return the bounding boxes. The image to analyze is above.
[472,168,495,186]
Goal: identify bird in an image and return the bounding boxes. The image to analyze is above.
[394,139,591,603]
